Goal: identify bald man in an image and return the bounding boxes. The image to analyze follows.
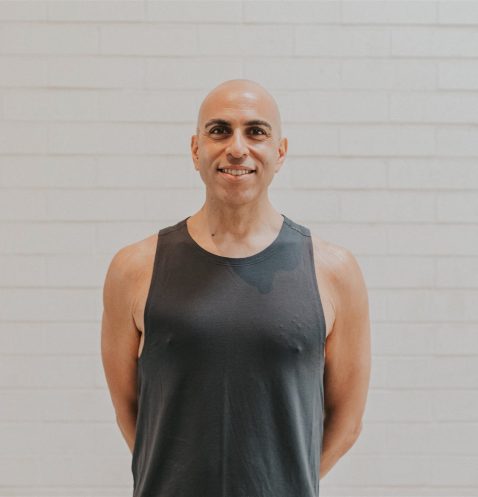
[101,79,371,497]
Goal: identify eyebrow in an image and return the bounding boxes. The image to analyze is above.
[204,118,272,132]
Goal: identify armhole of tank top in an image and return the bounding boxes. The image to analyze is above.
[307,232,327,349]
[139,231,161,364]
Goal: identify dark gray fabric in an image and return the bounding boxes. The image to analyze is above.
[132,213,326,497]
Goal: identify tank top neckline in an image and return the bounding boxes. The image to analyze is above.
[181,213,288,266]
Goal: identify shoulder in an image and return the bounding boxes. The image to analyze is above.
[310,233,368,309]
[103,234,158,302]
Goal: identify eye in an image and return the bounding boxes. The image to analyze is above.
[209,126,230,135]
[208,126,268,138]
[249,127,267,136]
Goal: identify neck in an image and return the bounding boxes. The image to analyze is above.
[191,202,283,241]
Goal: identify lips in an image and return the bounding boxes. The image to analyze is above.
[217,167,256,172]
[217,168,256,180]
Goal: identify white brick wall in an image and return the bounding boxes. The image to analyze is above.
[0,1,477,496]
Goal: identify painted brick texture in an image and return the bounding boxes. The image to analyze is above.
[0,1,477,496]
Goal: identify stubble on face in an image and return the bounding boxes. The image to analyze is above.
[191,79,288,210]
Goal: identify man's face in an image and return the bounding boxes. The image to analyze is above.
[191,87,287,206]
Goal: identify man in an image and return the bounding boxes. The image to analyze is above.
[101,79,371,497]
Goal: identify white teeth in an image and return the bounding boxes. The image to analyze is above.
[220,168,254,176]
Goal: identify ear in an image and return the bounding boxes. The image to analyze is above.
[275,137,288,173]
[191,135,199,169]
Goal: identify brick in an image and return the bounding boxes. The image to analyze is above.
[145,57,242,89]
[0,156,97,187]
[295,26,390,56]
[436,257,478,288]
[0,123,47,154]
[0,1,47,20]
[436,126,478,156]
[0,190,47,220]
[198,25,294,56]
[100,25,197,55]
[47,56,144,88]
[388,224,478,256]
[342,0,437,24]
[436,192,478,222]
[392,27,478,57]
[0,322,100,354]
[439,0,478,24]
[0,56,48,87]
[4,89,99,121]
[388,158,478,189]
[391,93,478,122]
[340,191,435,222]
[340,125,435,156]
[1,24,99,55]
[278,90,388,122]
[244,1,340,23]
[289,157,388,189]
[439,61,478,90]
[145,0,241,23]
[47,0,144,21]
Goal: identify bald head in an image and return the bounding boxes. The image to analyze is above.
[195,79,283,140]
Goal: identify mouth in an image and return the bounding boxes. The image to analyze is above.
[217,168,256,178]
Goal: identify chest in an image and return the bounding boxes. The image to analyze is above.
[133,247,335,359]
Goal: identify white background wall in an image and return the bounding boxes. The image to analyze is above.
[1,1,477,496]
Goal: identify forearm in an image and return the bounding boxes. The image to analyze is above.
[319,411,361,480]
[116,408,138,454]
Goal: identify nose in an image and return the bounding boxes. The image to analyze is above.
[226,128,248,160]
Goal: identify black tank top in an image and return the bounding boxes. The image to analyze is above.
[132,213,326,497]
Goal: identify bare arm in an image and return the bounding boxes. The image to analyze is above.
[101,245,143,454]
[319,246,371,479]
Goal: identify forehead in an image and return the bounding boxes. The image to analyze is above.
[199,87,278,127]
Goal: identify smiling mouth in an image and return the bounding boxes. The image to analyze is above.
[217,168,256,176]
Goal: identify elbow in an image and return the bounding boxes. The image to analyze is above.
[324,408,363,438]
[324,409,364,453]
[115,403,137,428]
[354,420,363,438]
[115,412,126,434]
[346,420,363,448]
